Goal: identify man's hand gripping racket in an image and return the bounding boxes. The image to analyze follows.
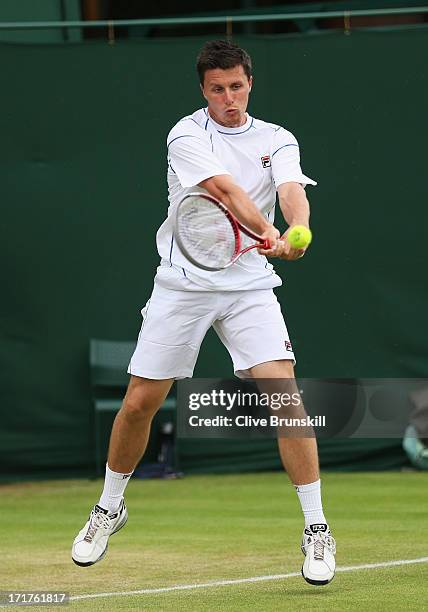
[174,192,281,271]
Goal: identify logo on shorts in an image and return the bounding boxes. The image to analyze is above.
[261,155,271,168]
[285,340,293,352]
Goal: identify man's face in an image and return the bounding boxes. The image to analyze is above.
[201,65,252,128]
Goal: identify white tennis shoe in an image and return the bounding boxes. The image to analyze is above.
[72,499,128,566]
[301,523,336,585]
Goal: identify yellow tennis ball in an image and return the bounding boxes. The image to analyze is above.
[287,225,312,249]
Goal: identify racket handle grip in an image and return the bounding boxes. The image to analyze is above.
[261,239,271,249]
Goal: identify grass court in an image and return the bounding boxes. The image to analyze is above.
[2,472,427,610]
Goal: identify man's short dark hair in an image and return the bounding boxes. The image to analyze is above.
[196,40,252,85]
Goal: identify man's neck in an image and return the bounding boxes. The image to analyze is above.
[207,109,247,128]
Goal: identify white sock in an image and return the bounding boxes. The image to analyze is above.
[295,479,327,526]
[98,464,133,513]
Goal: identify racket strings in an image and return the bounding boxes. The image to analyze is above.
[177,197,237,269]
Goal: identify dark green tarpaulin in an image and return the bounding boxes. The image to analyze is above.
[0,29,426,480]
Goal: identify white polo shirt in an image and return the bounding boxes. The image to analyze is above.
[155,108,316,291]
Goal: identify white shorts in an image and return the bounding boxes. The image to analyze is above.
[128,283,295,380]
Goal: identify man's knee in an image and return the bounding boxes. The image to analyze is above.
[278,359,295,378]
[250,359,295,379]
[122,376,172,420]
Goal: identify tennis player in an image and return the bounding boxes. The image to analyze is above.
[72,40,336,585]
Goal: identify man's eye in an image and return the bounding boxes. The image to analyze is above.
[232,84,242,89]
[213,88,222,93]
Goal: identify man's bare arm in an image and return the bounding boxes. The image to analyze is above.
[199,174,280,250]
[278,182,310,227]
[277,182,311,260]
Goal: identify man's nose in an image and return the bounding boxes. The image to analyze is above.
[224,89,234,105]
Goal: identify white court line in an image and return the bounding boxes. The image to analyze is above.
[70,556,428,602]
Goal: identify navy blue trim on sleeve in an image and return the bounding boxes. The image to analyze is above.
[272,143,299,158]
[167,134,196,148]
[169,236,174,266]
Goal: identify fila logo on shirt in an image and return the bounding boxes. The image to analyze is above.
[261,155,271,168]
[284,340,293,352]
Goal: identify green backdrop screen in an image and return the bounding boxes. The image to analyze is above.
[0,29,426,479]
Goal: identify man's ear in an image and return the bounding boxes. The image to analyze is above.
[248,76,253,92]
[200,83,207,100]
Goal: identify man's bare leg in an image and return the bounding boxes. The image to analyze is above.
[249,359,335,585]
[249,359,327,526]
[249,360,319,485]
[72,375,173,566]
[108,375,173,473]
[96,375,173,512]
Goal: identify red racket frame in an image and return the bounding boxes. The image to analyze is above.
[175,192,270,271]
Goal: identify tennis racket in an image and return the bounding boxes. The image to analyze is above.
[174,192,270,271]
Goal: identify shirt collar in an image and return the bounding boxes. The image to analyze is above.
[206,109,252,134]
